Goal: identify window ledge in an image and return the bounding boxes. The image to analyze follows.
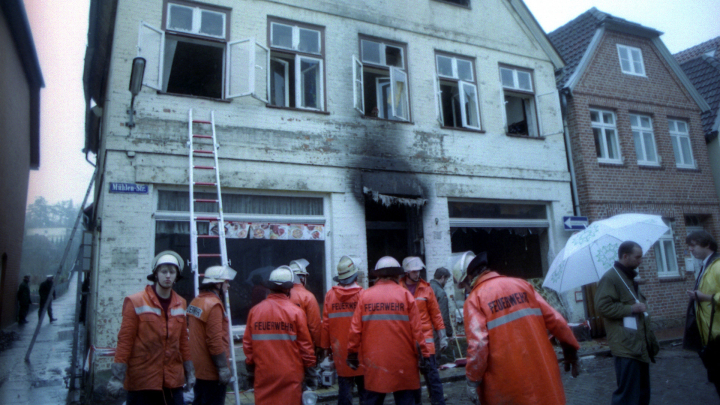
[505,133,545,140]
[598,161,625,168]
[621,72,648,78]
[360,115,414,125]
[156,91,231,103]
[441,126,485,134]
[658,274,684,282]
[431,0,471,9]
[677,166,700,173]
[638,163,664,170]
[266,104,330,115]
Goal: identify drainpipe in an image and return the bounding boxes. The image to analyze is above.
[560,89,581,216]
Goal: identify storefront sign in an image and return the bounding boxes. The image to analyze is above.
[109,182,148,194]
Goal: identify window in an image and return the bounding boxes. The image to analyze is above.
[433,0,470,6]
[352,37,410,121]
[435,53,480,130]
[654,220,678,277]
[669,119,695,168]
[500,66,537,136]
[630,114,659,165]
[617,44,645,76]
[268,19,324,111]
[590,109,621,163]
[137,2,267,101]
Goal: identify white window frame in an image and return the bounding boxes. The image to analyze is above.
[296,54,324,111]
[669,119,695,168]
[500,67,533,92]
[166,2,226,40]
[360,39,404,68]
[270,22,322,55]
[617,44,646,76]
[436,54,480,130]
[590,109,621,164]
[630,114,659,166]
[655,220,679,278]
[352,55,364,114]
[269,57,290,107]
[389,67,409,121]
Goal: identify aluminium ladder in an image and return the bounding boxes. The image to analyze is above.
[187,109,242,405]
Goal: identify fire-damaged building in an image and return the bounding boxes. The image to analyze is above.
[82,0,580,393]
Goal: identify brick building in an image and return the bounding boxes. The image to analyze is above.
[0,0,43,329]
[83,0,579,394]
[549,8,717,332]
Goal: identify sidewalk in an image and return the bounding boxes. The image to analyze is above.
[0,275,78,405]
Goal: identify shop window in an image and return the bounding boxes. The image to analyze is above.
[352,37,410,121]
[654,219,678,278]
[435,53,480,130]
[590,109,621,163]
[669,119,695,168]
[268,19,325,111]
[137,1,268,101]
[630,114,659,166]
[500,66,537,136]
[155,191,326,326]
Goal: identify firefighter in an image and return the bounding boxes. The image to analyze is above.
[188,265,237,405]
[347,256,430,405]
[289,258,322,350]
[243,266,317,405]
[452,251,580,405]
[106,250,195,405]
[321,255,366,405]
[400,257,447,405]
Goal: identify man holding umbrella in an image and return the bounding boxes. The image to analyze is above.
[595,241,659,405]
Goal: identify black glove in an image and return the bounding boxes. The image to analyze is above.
[304,367,319,390]
[245,362,255,387]
[419,356,432,374]
[561,342,580,378]
[346,352,359,370]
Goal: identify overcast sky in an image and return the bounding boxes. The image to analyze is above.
[23,0,720,208]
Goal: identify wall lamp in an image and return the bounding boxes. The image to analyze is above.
[127,57,146,128]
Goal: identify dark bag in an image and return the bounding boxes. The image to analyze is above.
[683,301,703,352]
[699,296,720,383]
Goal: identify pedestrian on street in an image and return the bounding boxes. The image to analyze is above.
[595,241,659,405]
[400,257,448,405]
[188,265,237,405]
[347,256,431,405]
[684,230,720,396]
[429,267,453,363]
[17,275,32,324]
[320,255,366,405]
[453,251,580,405]
[243,266,317,405]
[106,250,196,405]
[38,275,57,323]
[289,258,323,352]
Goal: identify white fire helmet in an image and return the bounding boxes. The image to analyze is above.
[402,256,425,272]
[149,250,184,281]
[371,256,404,278]
[449,251,476,287]
[202,265,237,284]
[335,255,361,284]
[289,259,310,276]
[267,265,295,291]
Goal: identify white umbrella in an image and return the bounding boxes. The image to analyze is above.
[543,213,669,292]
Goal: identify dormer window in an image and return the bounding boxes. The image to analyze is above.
[617,44,645,76]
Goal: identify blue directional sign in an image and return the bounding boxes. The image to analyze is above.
[109,182,149,194]
[563,216,588,230]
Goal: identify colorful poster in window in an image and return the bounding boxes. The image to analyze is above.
[211,222,324,240]
[289,224,325,240]
[209,221,250,239]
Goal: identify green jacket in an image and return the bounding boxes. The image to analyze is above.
[595,266,659,363]
[696,253,720,345]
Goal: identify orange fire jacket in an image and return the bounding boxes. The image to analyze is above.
[464,271,580,405]
[188,291,229,381]
[320,284,364,377]
[347,278,429,393]
[400,277,446,354]
[289,283,322,348]
[114,285,191,391]
[243,293,316,405]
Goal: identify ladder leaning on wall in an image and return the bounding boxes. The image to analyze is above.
[187,109,242,405]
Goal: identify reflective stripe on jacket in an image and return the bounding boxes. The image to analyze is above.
[464,271,579,405]
[289,283,322,347]
[321,285,364,377]
[114,285,191,391]
[188,291,229,381]
[243,293,316,405]
[400,277,446,354]
[347,279,429,393]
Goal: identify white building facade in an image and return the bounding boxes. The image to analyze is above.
[83,0,580,391]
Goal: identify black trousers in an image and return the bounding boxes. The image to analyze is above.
[127,387,184,405]
[18,304,29,323]
[38,299,53,321]
[193,378,227,405]
[611,356,650,405]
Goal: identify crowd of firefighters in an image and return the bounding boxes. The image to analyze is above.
[106,248,581,405]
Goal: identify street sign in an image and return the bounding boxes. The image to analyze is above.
[563,216,588,230]
[109,182,148,194]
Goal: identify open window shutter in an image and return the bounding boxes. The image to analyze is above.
[252,42,269,103]
[434,75,443,125]
[500,90,508,133]
[459,81,480,130]
[226,38,254,99]
[137,22,164,90]
[353,55,364,114]
[389,67,409,121]
[535,90,559,137]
